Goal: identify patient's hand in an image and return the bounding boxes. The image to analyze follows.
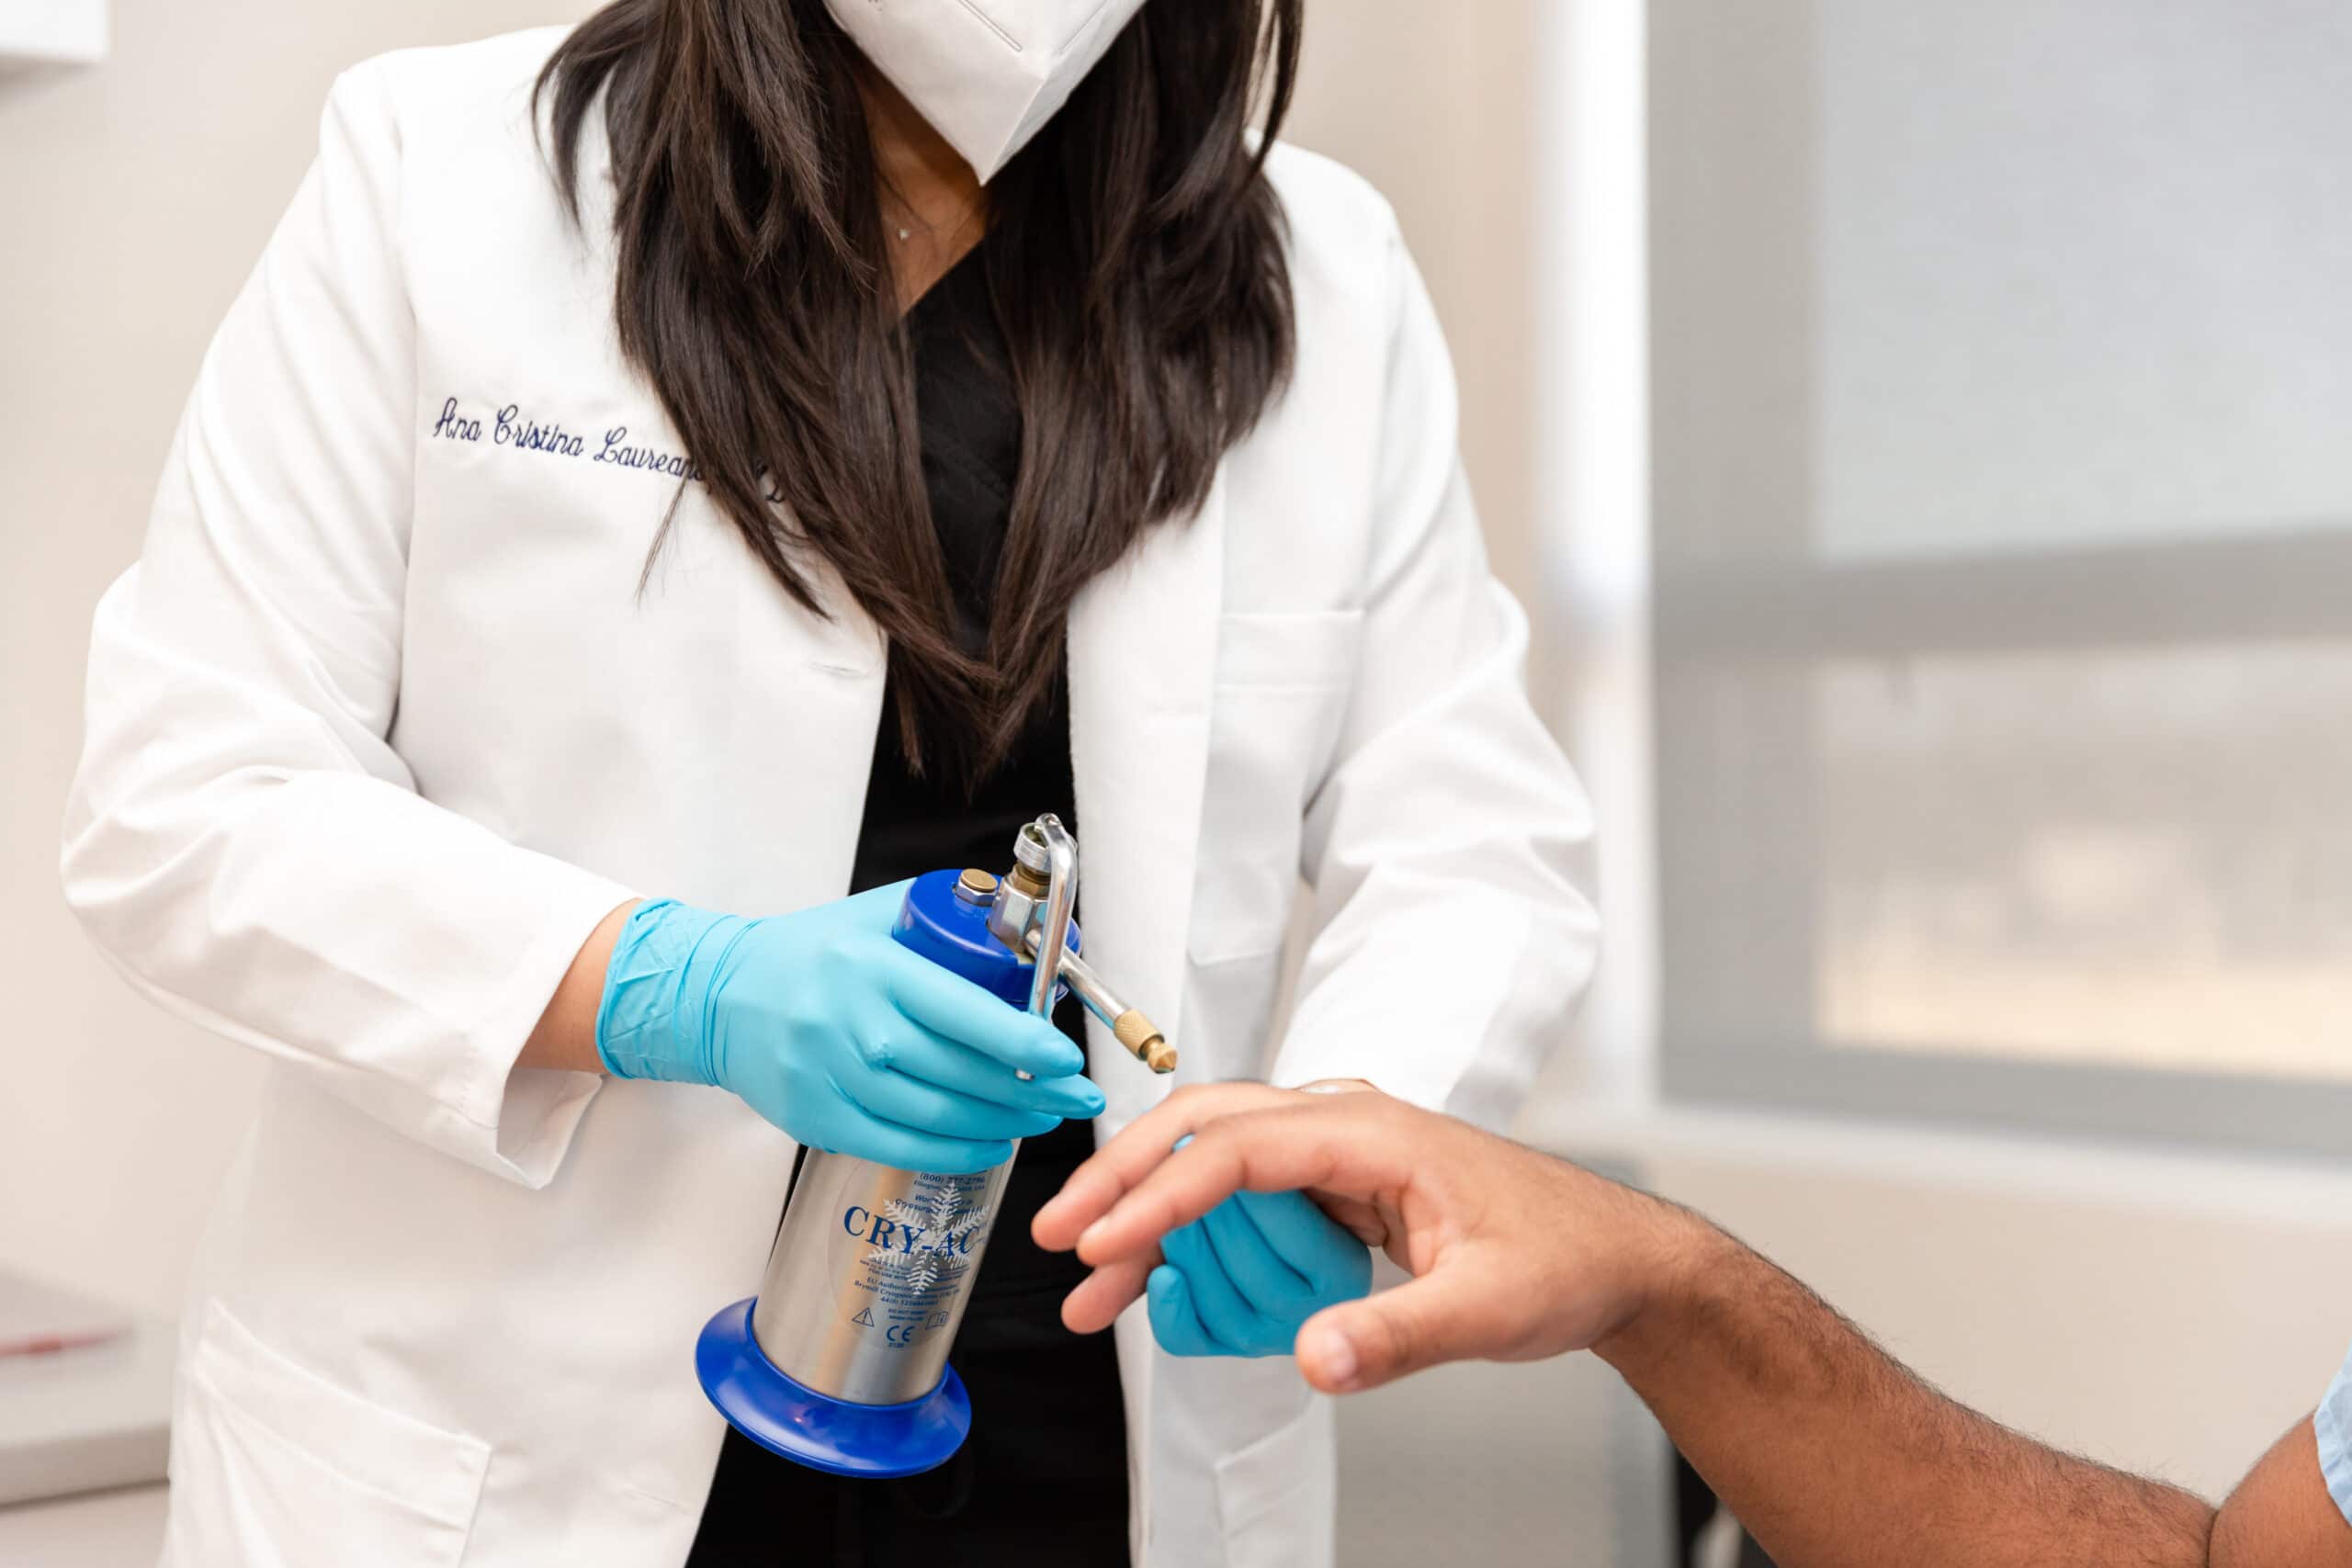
[1032,1084,1698,1393]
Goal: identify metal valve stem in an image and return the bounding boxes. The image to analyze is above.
[983,816,1180,1077]
[1023,931,1178,1076]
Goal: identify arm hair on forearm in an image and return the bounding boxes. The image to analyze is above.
[1598,1213,2215,1568]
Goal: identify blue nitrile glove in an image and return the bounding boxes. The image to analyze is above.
[1148,1186,1374,1359]
[595,884,1103,1174]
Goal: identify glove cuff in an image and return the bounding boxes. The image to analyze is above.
[594,898,751,1086]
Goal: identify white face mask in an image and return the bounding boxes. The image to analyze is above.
[826,0,1152,183]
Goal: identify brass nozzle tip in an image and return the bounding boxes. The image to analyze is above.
[1114,1010,1177,1075]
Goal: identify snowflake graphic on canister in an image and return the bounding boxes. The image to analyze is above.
[865,1188,990,1294]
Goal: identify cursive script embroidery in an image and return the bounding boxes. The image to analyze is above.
[430,398,482,443]
[493,403,586,458]
[429,394,719,489]
[594,426,701,481]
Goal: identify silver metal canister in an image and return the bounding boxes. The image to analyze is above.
[741,815,1081,1408]
[749,1156,1014,1405]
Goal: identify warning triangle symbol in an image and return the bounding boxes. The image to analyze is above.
[851,1306,876,1327]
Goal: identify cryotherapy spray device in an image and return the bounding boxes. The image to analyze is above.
[694,814,1177,1478]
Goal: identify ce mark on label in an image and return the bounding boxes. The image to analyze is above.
[885,1324,923,1347]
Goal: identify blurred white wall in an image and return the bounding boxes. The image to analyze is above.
[1544,0,2352,1530]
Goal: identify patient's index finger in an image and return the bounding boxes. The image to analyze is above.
[1070,1103,1385,1264]
[1076,1094,1429,1264]
[1032,1083,1296,1250]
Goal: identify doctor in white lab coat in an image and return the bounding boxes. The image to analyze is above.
[60,6,1597,1566]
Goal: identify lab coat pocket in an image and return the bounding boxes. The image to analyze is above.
[1212,1399,1337,1568]
[170,1301,491,1568]
[1193,611,1363,964]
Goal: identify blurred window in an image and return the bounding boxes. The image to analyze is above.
[1649,0,2352,1154]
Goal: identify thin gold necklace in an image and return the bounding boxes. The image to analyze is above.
[880,176,982,245]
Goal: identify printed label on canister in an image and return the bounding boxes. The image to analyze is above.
[839,1171,993,1352]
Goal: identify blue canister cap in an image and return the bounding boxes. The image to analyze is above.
[890,867,1076,1007]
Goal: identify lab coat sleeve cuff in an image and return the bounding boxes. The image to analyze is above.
[1268,895,1573,1127]
[2313,1344,2352,1528]
[450,864,638,1189]
[76,828,637,1194]
[1269,1029,1465,1118]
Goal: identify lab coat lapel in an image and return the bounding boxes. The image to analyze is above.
[726,535,890,910]
[1067,470,1225,1130]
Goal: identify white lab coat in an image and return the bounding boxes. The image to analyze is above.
[61,28,1597,1568]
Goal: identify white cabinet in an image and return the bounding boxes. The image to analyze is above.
[0,0,107,64]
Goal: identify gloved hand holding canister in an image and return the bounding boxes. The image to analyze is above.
[595,882,1104,1173]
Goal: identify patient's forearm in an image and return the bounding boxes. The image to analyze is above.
[1596,1218,2215,1568]
[2210,1420,2352,1568]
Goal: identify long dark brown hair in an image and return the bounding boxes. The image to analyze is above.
[537,0,1302,779]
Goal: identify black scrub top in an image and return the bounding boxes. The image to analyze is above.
[686,247,1131,1568]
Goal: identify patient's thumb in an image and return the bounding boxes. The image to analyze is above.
[1294,1272,1486,1393]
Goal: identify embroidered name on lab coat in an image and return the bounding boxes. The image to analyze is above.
[430,396,703,481]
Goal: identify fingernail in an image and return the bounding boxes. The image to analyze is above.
[1308,1324,1359,1389]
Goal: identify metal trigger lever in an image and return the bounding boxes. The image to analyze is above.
[1021,816,1077,1021]
[1017,816,1078,1079]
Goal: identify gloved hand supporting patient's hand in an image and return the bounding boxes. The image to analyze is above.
[595,884,1103,1173]
[1148,1185,1372,1359]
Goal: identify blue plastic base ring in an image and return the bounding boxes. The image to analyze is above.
[695,1297,972,1480]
